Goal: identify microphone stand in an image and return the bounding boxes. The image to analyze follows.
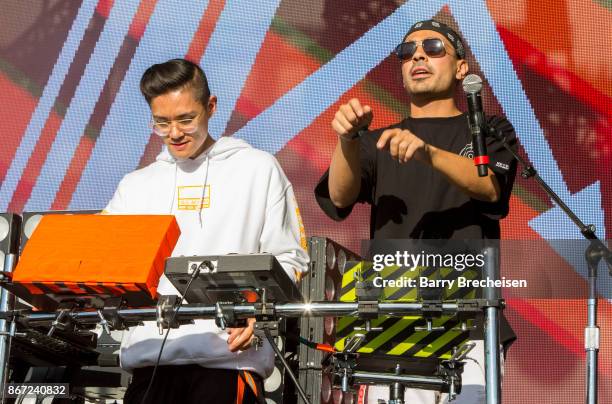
[487,125,612,404]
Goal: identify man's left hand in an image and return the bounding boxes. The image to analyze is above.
[376,128,431,164]
[227,318,256,352]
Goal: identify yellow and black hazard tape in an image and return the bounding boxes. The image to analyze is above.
[334,261,480,359]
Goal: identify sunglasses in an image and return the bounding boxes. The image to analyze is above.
[394,38,449,60]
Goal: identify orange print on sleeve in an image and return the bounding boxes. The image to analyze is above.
[294,196,307,251]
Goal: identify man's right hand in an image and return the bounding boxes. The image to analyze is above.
[332,98,373,140]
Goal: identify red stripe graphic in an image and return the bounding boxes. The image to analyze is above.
[137,0,227,169]
[9,112,64,212]
[52,0,158,211]
[60,0,225,205]
[51,136,96,210]
[8,0,108,212]
[185,0,226,63]
[499,26,612,121]
[0,75,40,184]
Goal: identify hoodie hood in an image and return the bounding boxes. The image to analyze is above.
[155,136,252,164]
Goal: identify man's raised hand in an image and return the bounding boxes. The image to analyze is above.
[376,128,431,164]
[332,98,373,140]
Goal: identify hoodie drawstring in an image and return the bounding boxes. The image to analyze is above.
[169,163,178,213]
[198,153,210,227]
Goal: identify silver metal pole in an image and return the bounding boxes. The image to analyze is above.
[389,364,405,404]
[351,371,446,389]
[0,253,17,403]
[586,258,599,404]
[483,246,501,404]
[21,301,484,327]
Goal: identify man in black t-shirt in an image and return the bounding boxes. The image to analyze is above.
[315,27,516,240]
[316,113,516,239]
[314,20,517,403]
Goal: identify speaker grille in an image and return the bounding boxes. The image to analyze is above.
[299,237,360,404]
[0,213,22,270]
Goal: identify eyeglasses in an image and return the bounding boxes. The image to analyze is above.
[150,112,201,136]
[394,38,450,60]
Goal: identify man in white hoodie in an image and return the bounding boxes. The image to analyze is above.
[104,58,309,404]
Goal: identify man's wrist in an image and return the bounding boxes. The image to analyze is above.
[338,135,361,154]
[423,143,436,165]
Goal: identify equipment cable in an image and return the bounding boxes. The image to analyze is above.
[140,261,210,404]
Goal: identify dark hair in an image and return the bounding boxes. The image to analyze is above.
[140,58,211,105]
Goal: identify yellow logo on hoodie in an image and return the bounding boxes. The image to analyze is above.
[177,185,211,210]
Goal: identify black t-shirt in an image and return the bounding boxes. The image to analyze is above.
[315,113,517,240]
[315,113,518,345]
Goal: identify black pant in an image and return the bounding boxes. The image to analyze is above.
[123,365,263,404]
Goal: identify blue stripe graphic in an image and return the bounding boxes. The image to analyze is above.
[25,0,142,211]
[0,0,97,210]
[69,0,210,210]
[449,0,571,200]
[233,0,445,154]
[201,0,281,137]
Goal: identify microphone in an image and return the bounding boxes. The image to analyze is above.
[462,74,488,177]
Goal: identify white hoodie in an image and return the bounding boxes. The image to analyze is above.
[104,136,309,378]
